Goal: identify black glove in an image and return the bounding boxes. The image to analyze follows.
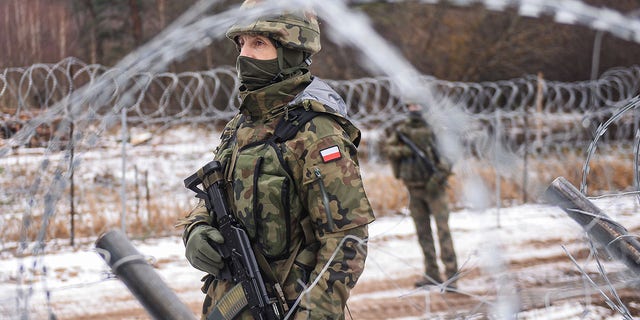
[185,225,225,276]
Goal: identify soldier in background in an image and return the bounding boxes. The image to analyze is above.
[384,101,458,290]
[177,1,375,319]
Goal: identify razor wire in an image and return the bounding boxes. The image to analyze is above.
[2,58,640,157]
[2,58,640,246]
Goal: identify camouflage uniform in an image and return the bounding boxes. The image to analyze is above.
[384,111,458,286]
[179,56,374,320]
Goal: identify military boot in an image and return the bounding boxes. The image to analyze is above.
[414,273,442,288]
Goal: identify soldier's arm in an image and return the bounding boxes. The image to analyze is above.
[298,118,375,319]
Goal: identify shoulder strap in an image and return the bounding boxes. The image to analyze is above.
[272,108,321,143]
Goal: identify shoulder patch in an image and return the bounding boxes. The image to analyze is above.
[319,145,342,163]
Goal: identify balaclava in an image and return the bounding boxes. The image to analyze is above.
[236,39,308,91]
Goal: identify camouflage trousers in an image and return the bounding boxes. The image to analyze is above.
[407,185,458,284]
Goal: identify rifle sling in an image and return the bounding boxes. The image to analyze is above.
[255,239,302,316]
[256,239,302,286]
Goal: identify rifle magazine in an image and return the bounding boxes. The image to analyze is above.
[208,282,248,320]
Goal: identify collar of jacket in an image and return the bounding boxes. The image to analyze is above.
[238,71,312,120]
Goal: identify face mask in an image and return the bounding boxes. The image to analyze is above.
[278,46,307,75]
[236,56,280,91]
[408,111,423,119]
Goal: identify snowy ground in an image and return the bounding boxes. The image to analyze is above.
[1,195,639,319]
[1,127,639,319]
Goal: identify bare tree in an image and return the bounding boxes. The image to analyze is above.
[129,0,143,46]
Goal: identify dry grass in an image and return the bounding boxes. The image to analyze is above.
[363,173,409,216]
[367,154,636,217]
[1,153,636,246]
[0,178,189,246]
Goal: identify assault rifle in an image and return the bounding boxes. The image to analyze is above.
[395,130,438,175]
[184,160,284,320]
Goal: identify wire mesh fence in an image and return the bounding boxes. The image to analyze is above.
[4,59,640,154]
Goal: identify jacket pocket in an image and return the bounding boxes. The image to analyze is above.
[233,152,291,259]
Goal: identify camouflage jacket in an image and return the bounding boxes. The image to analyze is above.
[179,71,375,319]
[384,113,452,189]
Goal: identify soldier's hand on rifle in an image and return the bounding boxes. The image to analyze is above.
[185,225,225,276]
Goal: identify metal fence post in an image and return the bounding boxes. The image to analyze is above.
[121,106,128,234]
[96,229,197,320]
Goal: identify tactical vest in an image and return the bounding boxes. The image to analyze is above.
[394,116,452,187]
[214,108,320,260]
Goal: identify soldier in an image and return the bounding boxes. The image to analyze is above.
[384,101,458,290]
[177,1,375,319]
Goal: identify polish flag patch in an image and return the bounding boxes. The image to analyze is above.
[320,145,342,163]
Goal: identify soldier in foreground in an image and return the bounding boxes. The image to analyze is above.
[177,1,375,319]
[384,101,458,290]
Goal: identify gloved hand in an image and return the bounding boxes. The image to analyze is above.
[185,225,225,276]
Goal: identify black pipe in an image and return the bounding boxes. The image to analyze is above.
[543,176,640,277]
[95,229,196,320]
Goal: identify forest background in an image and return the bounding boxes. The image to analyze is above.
[2,0,640,82]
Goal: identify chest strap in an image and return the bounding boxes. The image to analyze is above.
[271,108,321,143]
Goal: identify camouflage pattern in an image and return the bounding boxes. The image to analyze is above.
[384,112,458,284]
[408,186,457,283]
[179,70,374,319]
[384,113,451,190]
[226,0,321,55]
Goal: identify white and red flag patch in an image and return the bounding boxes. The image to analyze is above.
[320,145,342,163]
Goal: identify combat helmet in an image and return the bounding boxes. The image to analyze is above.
[226,0,321,56]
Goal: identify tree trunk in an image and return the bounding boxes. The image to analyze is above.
[83,0,99,64]
[157,0,166,29]
[129,0,143,46]
[31,0,42,62]
[58,4,68,60]
[2,4,11,66]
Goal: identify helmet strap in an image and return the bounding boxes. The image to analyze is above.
[275,43,309,80]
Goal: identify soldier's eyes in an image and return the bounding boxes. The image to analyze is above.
[237,36,272,51]
[254,39,269,48]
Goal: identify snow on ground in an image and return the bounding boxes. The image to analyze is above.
[1,127,639,319]
[1,194,639,319]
